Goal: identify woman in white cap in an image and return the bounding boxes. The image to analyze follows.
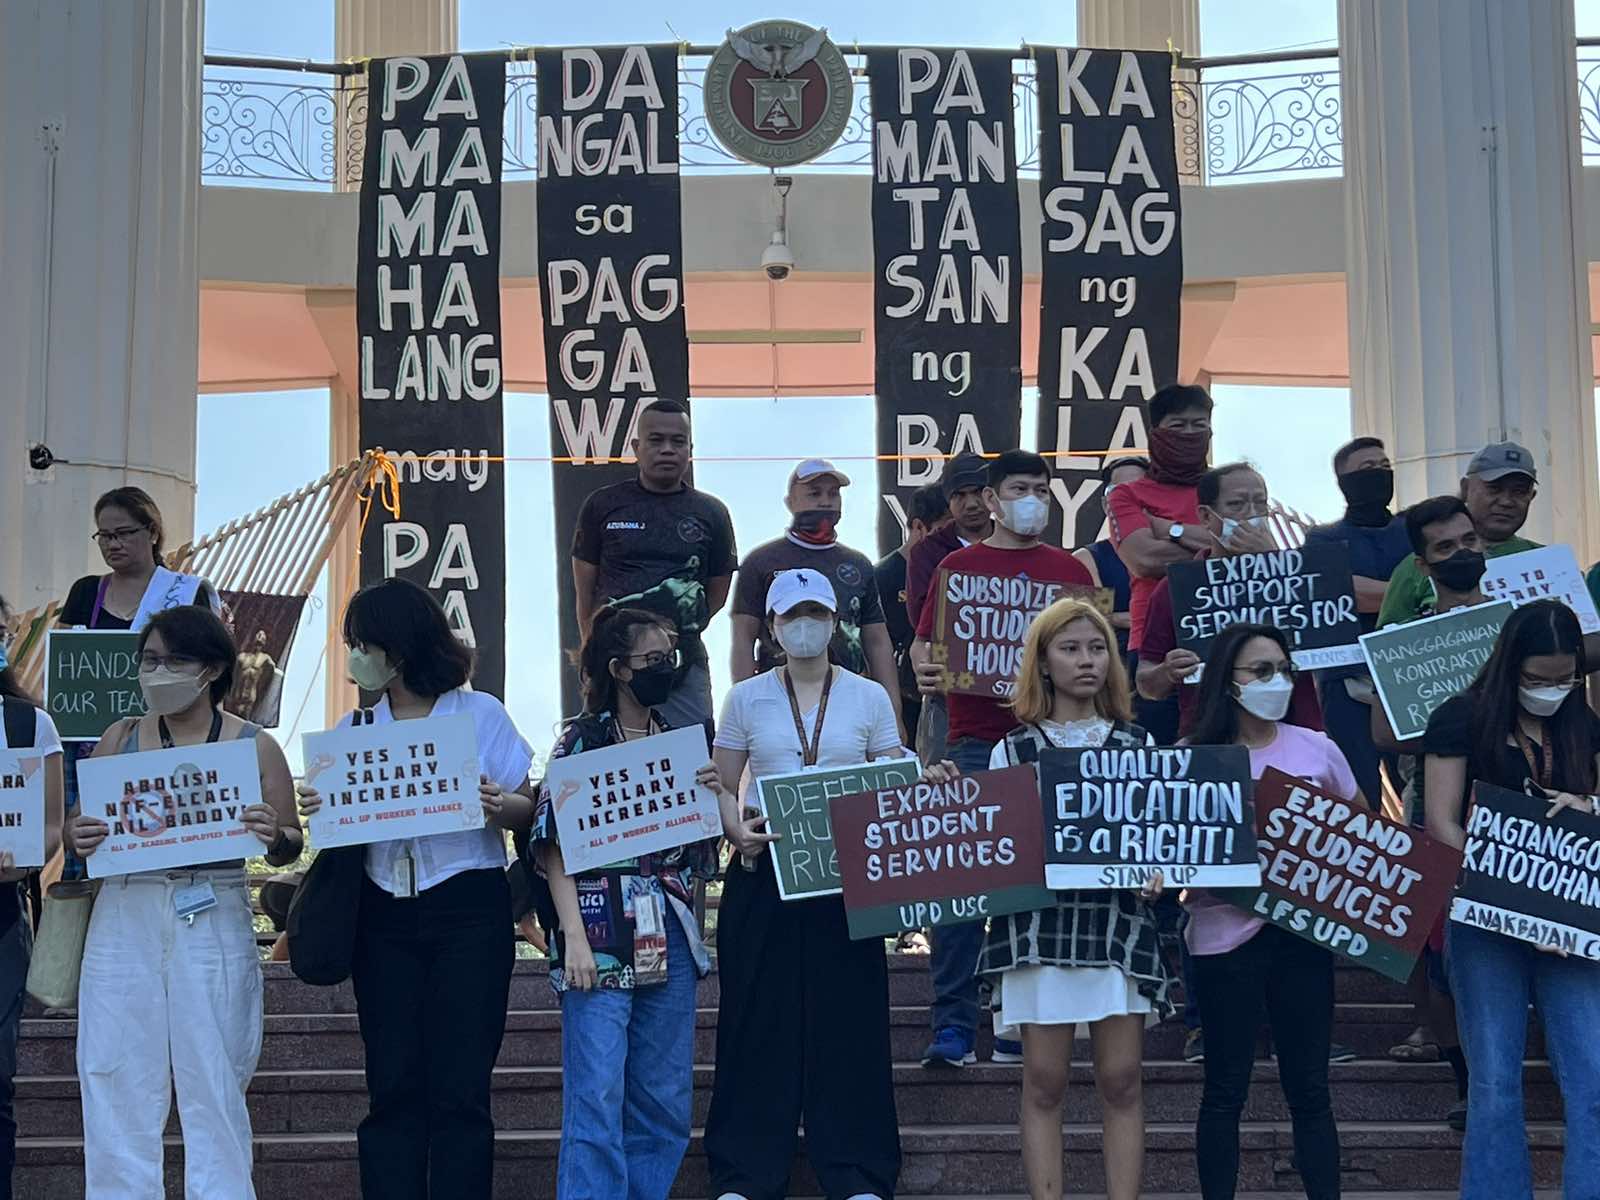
[701,568,905,1200]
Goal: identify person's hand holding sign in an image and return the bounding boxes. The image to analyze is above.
[242,802,281,848]
[68,813,110,859]
[698,763,778,861]
[1138,868,1165,903]
[914,659,946,698]
[920,760,960,785]
[479,775,505,826]
[294,782,323,820]
[1162,647,1202,688]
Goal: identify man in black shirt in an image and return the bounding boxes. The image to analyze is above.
[875,483,950,741]
[571,400,737,728]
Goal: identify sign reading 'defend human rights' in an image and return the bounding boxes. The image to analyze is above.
[43,630,145,741]
[755,757,921,901]
[867,47,1022,552]
[300,713,483,849]
[0,749,48,868]
[1035,48,1182,549]
[1220,769,1462,981]
[1361,600,1512,742]
[543,726,722,876]
[1167,543,1363,670]
[77,739,264,878]
[1041,744,1258,888]
[831,765,1054,938]
[1479,545,1600,634]
[929,567,1111,698]
[1450,782,1600,959]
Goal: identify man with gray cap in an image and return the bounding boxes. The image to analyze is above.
[1377,440,1542,627]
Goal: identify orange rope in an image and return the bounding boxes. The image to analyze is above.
[369,449,1150,466]
[355,450,402,544]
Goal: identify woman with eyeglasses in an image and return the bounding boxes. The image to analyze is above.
[530,606,719,1199]
[58,487,220,631]
[1183,622,1363,1200]
[66,606,299,1197]
[1423,600,1600,1200]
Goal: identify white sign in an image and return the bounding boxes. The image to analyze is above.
[78,739,264,877]
[543,726,723,876]
[1479,545,1600,634]
[0,749,48,868]
[301,713,483,849]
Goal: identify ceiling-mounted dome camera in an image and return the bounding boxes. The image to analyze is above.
[761,234,795,282]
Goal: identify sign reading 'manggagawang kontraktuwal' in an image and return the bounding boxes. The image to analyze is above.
[1035,48,1183,550]
[536,45,689,711]
[868,48,1022,553]
[357,53,507,697]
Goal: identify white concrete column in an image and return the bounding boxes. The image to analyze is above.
[1340,0,1598,553]
[0,0,204,611]
[1077,0,1201,185]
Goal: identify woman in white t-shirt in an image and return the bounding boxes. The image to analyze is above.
[701,568,905,1200]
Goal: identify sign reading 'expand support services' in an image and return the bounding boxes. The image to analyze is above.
[929,568,1110,698]
[1360,601,1513,742]
[43,631,146,741]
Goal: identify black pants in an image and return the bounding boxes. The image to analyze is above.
[0,916,28,1200]
[1193,924,1339,1200]
[704,853,901,1200]
[351,868,513,1199]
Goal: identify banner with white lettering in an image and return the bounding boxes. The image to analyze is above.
[357,53,507,697]
[1035,48,1183,549]
[537,45,689,710]
[869,48,1022,552]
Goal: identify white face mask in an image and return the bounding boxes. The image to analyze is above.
[1220,514,1269,543]
[997,495,1050,538]
[1235,675,1293,721]
[774,615,833,660]
[139,667,209,716]
[1519,684,1574,718]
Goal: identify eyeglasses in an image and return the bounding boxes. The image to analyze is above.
[91,526,148,547]
[1233,661,1297,684]
[1519,672,1578,690]
[136,652,202,673]
[626,649,680,670]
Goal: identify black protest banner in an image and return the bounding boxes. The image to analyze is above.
[357,53,507,697]
[1040,743,1258,888]
[1451,782,1600,959]
[869,49,1022,552]
[1166,543,1362,670]
[537,46,689,711]
[1035,48,1183,549]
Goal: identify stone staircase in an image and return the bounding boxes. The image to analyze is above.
[11,955,1563,1197]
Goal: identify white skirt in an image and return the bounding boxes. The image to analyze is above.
[995,963,1155,1033]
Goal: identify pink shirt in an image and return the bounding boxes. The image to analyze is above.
[1184,724,1359,957]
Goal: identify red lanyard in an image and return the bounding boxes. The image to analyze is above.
[783,667,833,767]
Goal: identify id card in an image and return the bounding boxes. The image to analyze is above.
[394,850,417,899]
[173,882,218,923]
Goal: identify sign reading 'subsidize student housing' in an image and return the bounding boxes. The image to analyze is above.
[755,757,921,901]
[1221,768,1462,981]
[1041,744,1259,888]
[43,630,146,741]
[543,726,723,876]
[1360,600,1513,742]
[1451,782,1600,959]
[0,749,48,868]
[930,568,1110,698]
[301,713,484,849]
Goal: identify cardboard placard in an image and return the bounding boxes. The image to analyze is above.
[1166,543,1363,670]
[1041,744,1259,888]
[831,764,1054,938]
[301,712,483,849]
[929,567,1112,698]
[1360,600,1513,742]
[77,739,264,877]
[543,726,722,875]
[0,749,49,868]
[1220,768,1462,980]
[754,756,921,901]
[1451,782,1600,959]
[1479,545,1600,634]
[43,631,146,741]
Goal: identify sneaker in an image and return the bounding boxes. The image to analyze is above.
[1446,1099,1467,1132]
[1328,1041,1358,1064]
[1183,1029,1205,1062]
[991,1036,1024,1064]
[921,1025,977,1068]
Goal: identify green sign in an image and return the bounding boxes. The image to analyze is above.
[1360,600,1512,741]
[44,631,146,741]
[754,756,921,901]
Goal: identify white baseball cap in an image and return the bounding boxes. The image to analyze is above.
[788,458,852,488]
[765,568,838,616]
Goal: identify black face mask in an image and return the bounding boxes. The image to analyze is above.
[625,661,676,708]
[1338,467,1394,527]
[789,508,839,546]
[1430,549,1487,595]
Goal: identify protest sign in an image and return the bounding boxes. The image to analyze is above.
[77,739,264,877]
[1221,768,1461,980]
[1041,744,1258,888]
[1451,782,1600,959]
[1361,600,1512,741]
[754,757,921,901]
[301,712,483,849]
[831,764,1054,939]
[218,590,308,728]
[1166,543,1362,670]
[1479,545,1600,634]
[43,631,145,741]
[0,749,48,868]
[928,567,1112,698]
[543,725,722,875]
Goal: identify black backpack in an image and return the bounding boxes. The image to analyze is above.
[1,698,32,751]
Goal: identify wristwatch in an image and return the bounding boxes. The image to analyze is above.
[1168,522,1186,542]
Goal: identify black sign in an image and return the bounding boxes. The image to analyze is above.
[868,48,1022,553]
[356,53,507,696]
[1040,743,1258,888]
[1035,48,1183,549]
[537,45,690,711]
[1451,782,1600,960]
[1166,542,1363,670]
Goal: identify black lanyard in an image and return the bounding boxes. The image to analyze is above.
[1514,722,1553,790]
[158,709,224,750]
[783,667,833,767]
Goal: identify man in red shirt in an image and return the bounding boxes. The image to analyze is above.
[909,449,1094,1069]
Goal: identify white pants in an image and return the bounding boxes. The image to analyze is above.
[77,869,263,1199]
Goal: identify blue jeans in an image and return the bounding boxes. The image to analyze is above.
[557,906,698,1200]
[1449,920,1600,1200]
[927,737,995,1034]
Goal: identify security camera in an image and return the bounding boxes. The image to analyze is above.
[761,234,795,282]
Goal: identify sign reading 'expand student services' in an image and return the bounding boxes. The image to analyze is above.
[43,630,146,741]
[1360,600,1512,742]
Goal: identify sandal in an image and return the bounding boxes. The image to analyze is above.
[1388,1026,1441,1062]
